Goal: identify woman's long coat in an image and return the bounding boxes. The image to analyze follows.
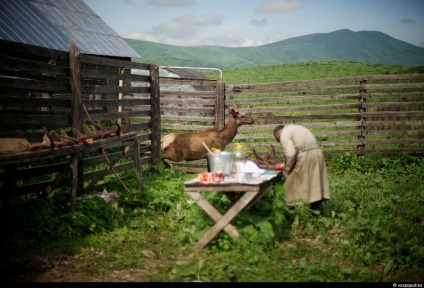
[279,124,330,205]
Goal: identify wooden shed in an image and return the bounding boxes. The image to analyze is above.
[0,0,163,213]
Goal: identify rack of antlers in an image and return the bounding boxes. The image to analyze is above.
[251,144,284,170]
[26,119,130,152]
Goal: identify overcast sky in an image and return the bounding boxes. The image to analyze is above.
[83,0,424,48]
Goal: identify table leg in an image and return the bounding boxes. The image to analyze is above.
[187,191,240,239]
[193,191,258,250]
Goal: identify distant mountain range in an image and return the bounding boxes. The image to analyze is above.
[125,29,424,70]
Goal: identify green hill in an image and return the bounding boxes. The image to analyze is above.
[125,29,424,70]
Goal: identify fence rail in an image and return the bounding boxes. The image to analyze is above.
[161,73,424,173]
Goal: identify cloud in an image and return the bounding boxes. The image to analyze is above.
[399,17,415,24]
[124,32,158,42]
[149,14,225,39]
[121,0,138,6]
[250,17,268,27]
[205,32,246,46]
[146,0,194,7]
[176,14,226,26]
[420,42,424,48]
[262,31,290,44]
[153,21,199,38]
[256,0,303,13]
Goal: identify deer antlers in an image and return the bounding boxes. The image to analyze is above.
[251,144,283,170]
[28,119,131,151]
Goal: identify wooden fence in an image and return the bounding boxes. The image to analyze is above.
[0,40,161,212]
[160,73,424,173]
[1,39,423,208]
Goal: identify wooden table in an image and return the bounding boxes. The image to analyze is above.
[184,171,282,250]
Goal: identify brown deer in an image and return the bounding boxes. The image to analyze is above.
[161,108,254,162]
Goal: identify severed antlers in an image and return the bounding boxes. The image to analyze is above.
[28,119,130,151]
[72,119,130,144]
[251,144,284,170]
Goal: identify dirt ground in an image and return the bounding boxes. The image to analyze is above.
[7,255,158,282]
[11,268,151,282]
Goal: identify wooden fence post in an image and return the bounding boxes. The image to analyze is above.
[134,137,143,192]
[150,63,161,164]
[216,79,225,130]
[357,78,367,156]
[69,43,84,210]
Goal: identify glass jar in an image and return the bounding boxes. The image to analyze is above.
[233,143,246,173]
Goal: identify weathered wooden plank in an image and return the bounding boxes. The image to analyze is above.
[161,124,214,130]
[83,110,150,122]
[215,79,225,130]
[239,103,362,113]
[160,77,216,86]
[363,111,424,117]
[232,130,361,139]
[0,97,70,107]
[160,115,214,122]
[0,131,138,165]
[240,121,364,131]
[364,102,424,109]
[193,191,257,249]
[366,83,424,90]
[226,84,362,94]
[3,162,70,179]
[80,54,150,70]
[365,92,424,100]
[81,69,150,82]
[161,98,215,105]
[0,114,71,129]
[251,114,361,122]
[133,138,143,192]
[0,78,70,92]
[363,130,424,136]
[161,90,216,96]
[0,55,69,76]
[150,63,161,164]
[363,120,424,126]
[82,85,150,94]
[160,106,216,113]
[362,139,424,145]
[0,39,69,60]
[225,74,423,91]
[82,161,134,181]
[186,191,240,239]
[226,93,361,104]
[83,98,151,107]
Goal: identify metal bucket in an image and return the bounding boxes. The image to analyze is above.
[207,152,234,174]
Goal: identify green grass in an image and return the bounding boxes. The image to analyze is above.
[1,153,423,282]
[2,62,423,282]
[204,61,413,84]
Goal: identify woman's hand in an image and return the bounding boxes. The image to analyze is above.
[273,163,285,170]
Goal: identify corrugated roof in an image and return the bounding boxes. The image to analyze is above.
[0,0,140,58]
